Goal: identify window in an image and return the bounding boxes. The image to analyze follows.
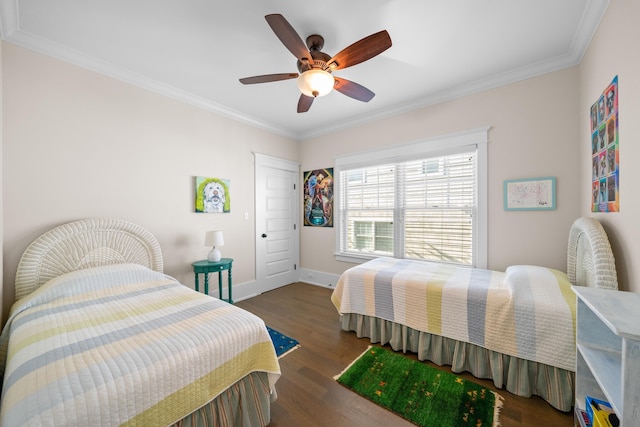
[352,220,394,253]
[335,127,488,268]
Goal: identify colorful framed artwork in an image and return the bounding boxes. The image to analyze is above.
[591,76,619,212]
[504,177,556,211]
[303,168,334,227]
[194,176,230,213]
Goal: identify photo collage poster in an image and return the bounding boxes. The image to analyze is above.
[591,76,619,212]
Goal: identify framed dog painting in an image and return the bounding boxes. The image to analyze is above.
[195,176,230,213]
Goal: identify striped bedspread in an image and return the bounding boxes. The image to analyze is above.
[331,257,576,371]
[0,264,280,426]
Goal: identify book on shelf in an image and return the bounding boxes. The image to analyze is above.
[575,407,591,427]
[586,396,620,427]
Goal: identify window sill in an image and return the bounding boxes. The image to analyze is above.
[335,253,378,264]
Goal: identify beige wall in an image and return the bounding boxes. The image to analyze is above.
[300,67,582,277]
[2,43,299,316]
[579,0,640,293]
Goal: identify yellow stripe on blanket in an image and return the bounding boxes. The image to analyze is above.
[126,341,280,427]
[554,269,577,339]
[424,265,453,336]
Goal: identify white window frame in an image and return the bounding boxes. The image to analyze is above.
[334,127,489,268]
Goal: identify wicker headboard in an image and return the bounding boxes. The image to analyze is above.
[567,217,617,290]
[15,218,164,301]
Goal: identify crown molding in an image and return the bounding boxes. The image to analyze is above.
[300,51,579,141]
[1,23,298,140]
[1,0,609,142]
[299,1,609,141]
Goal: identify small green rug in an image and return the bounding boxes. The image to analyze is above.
[335,346,502,427]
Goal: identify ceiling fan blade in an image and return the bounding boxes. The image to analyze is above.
[334,78,375,102]
[297,94,314,113]
[239,73,299,85]
[327,30,392,71]
[265,14,312,64]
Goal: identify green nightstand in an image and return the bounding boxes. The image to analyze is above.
[191,258,233,303]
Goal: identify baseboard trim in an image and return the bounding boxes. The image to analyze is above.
[206,271,340,302]
[203,279,261,303]
[298,269,341,289]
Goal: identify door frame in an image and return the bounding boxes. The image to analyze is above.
[254,153,300,293]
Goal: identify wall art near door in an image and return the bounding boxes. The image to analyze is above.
[591,76,619,212]
[303,168,333,227]
[195,176,230,213]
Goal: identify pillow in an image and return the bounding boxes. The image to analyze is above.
[505,265,571,290]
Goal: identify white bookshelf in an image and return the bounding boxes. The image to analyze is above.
[573,286,640,426]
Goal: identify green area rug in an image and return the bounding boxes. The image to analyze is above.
[335,346,502,427]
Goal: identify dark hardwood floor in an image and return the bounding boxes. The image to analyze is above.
[236,282,574,427]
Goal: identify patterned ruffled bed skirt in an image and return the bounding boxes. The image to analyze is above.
[340,313,574,412]
[171,371,272,427]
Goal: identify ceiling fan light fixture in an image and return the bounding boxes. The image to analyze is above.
[297,69,334,97]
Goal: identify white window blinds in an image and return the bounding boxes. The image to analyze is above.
[340,164,396,257]
[335,127,489,267]
[400,152,476,264]
[339,150,476,265]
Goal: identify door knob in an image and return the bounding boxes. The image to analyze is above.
[261,233,267,238]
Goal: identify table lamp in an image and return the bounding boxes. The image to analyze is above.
[205,230,224,262]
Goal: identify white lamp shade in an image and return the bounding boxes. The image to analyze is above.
[205,230,224,262]
[205,230,224,247]
[297,69,334,97]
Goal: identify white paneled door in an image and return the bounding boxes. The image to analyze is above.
[255,154,299,293]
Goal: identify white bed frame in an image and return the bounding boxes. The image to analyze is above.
[15,218,163,301]
[567,216,617,290]
[12,218,272,426]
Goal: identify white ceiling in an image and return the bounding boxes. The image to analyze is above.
[0,0,609,140]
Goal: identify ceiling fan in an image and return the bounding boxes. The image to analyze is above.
[239,14,392,113]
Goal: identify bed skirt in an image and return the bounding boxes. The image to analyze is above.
[340,313,574,412]
[171,371,272,427]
